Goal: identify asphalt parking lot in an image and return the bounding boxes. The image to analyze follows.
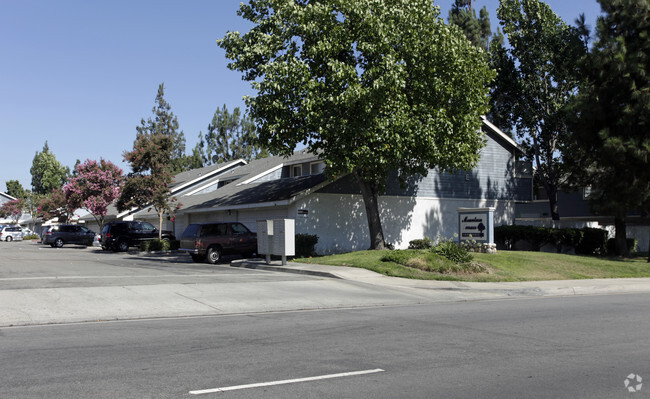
[0,240,311,291]
[0,240,450,326]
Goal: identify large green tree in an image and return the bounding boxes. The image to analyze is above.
[219,0,494,250]
[30,141,70,195]
[194,105,266,166]
[136,83,189,174]
[492,0,586,220]
[566,0,650,257]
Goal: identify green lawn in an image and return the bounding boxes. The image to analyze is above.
[293,250,650,282]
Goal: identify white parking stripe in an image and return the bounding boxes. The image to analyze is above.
[189,368,385,395]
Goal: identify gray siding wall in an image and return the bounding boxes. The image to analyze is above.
[319,130,533,201]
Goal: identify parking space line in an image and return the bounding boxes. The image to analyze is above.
[189,368,385,395]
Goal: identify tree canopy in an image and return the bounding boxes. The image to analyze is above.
[491,0,586,220]
[448,0,498,52]
[5,180,28,199]
[193,105,267,166]
[64,159,123,232]
[136,84,189,174]
[566,0,650,256]
[30,141,70,195]
[119,98,182,237]
[219,0,494,249]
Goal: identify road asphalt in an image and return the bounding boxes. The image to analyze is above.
[2,255,650,327]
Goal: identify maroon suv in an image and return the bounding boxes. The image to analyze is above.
[179,222,257,264]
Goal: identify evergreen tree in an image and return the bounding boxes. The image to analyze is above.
[199,105,264,165]
[136,83,189,173]
[5,180,27,199]
[448,0,499,52]
[566,0,650,257]
[30,141,70,195]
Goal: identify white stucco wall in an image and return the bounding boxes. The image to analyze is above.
[293,193,516,255]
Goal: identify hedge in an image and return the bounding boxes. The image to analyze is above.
[495,225,608,255]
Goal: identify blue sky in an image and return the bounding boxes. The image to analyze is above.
[0,0,602,194]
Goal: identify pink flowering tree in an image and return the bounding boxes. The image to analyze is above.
[0,198,25,224]
[64,159,123,232]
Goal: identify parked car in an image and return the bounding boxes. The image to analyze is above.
[100,221,175,252]
[42,224,96,248]
[179,222,257,264]
[0,226,24,242]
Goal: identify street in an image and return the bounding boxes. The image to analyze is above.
[1,241,649,398]
[2,294,649,398]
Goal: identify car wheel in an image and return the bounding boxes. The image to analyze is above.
[206,247,221,264]
[54,238,64,248]
[6,236,12,242]
[191,254,205,263]
[117,240,129,252]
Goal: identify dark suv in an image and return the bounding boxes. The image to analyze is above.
[179,222,257,264]
[42,224,96,248]
[101,221,176,252]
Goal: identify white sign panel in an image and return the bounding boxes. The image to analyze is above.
[459,213,488,241]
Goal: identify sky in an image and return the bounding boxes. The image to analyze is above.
[0,0,603,194]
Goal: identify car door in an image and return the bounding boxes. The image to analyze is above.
[230,223,256,254]
[138,222,157,243]
[77,226,94,245]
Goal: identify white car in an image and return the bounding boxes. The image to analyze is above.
[0,226,24,241]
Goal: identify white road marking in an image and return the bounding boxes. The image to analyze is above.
[189,368,385,395]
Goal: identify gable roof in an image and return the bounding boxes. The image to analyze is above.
[117,118,522,219]
[481,116,524,154]
[1,192,17,202]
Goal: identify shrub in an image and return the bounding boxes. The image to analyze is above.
[140,239,171,252]
[295,234,318,257]
[22,234,40,240]
[606,238,638,255]
[575,228,608,255]
[432,240,473,264]
[408,237,434,250]
[495,225,608,254]
[381,249,484,274]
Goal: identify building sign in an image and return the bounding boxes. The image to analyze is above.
[297,209,309,218]
[457,207,495,243]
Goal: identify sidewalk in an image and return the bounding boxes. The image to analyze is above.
[233,259,650,297]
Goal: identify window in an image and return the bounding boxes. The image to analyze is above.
[231,223,251,235]
[310,162,325,175]
[202,223,226,237]
[292,165,302,177]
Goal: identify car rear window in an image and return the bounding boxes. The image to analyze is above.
[181,224,201,239]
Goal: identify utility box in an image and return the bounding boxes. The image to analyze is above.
[256,220,273,255]
[273,219,295,257]
[256,219,295,265]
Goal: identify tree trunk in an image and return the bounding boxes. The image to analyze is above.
[614,216,629,257]
[547,184,560,221]
[647,229,649,263]
[157,210,164,240]
[355,173,386,250]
